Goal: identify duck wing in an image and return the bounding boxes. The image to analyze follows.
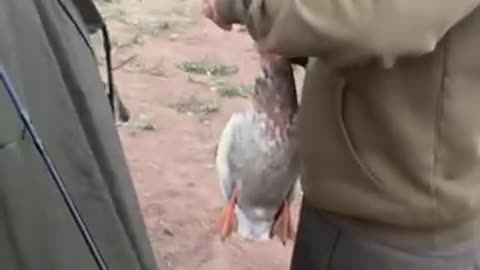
[215,111,250,200]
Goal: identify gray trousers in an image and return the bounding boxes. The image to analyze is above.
[290,201,480,270]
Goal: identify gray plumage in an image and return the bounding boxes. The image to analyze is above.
[215,54,300,242]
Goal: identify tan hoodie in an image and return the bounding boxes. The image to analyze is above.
[214,0,480,249]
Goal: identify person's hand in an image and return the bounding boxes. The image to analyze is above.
[202,0,233,31]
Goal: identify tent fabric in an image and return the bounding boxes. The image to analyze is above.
[0,0,160,269]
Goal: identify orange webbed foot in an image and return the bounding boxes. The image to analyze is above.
[273,200,295,246]
[216,188,239,242]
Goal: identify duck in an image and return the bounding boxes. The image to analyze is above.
[213,52,300,245]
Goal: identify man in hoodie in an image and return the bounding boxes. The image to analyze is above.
[204,0,480,269]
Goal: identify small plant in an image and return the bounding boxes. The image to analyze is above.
[185,75,253,99]
[132,62,166,77]
[177,59,238,77]
[168,95,220,120]
[214,82,253,98]
[127,115,157,134]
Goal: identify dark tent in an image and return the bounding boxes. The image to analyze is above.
[0,0,160,269]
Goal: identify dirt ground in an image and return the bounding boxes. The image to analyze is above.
[92,0,303,269]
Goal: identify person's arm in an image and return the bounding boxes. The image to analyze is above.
[214,0,480,67]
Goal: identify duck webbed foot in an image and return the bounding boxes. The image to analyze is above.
[272,200,295,245]
[216,188,239,242]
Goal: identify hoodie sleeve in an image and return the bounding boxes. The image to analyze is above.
[215,0,480,66]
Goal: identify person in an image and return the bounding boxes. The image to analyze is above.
[0,0,160,269]
[204,0,480,269]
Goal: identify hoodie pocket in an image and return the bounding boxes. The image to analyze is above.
[336,83,383,187]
